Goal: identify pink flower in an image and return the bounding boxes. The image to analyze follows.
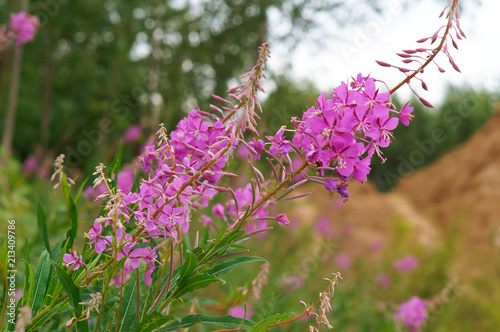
[315,217,336,237]
[393,297,428,332]
[228,305,253,319]
[63,251,85,270]
[393,256,418,272]
[117,169,134,194]
[276,213,290,226]
[10,12,39,48]
[334,253,351,268]
[123,125,142,142]
[370,240,384,251]
[377,274,391,289]
[399,101,414,126]
[21,155,38,174]
[212,204,225,217]
[200,215,213,227]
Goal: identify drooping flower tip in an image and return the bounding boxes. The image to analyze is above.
[276,213,290,226]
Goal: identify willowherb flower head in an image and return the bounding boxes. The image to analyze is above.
[393,296,428,332]
[9,12,39,48]
[80,292,102,319]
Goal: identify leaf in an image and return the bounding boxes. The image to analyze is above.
[36,200,51,253]
[31,250,51,314]
[66,196,78,248]
[115,279,138,332]
[22,238,32,307]
[206,256,266,277]
[247,313,289,332]
[26,302,69,331]
[74,177,89,203]
[158,314,255,331]
[52,262,88,332]
[174,274,220,299]
[135,312,175,332]
[178,251,197,284]
[108,141,123,186]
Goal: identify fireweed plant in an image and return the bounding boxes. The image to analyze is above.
[0,1,464,331]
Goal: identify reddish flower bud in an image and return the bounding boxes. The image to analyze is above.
[375,60,392,67]
[418,97,434,108]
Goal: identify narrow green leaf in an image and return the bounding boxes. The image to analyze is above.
[52,262,88,332]
[36,200,50,253]
[247,313,289,332]
[26,302,69,331]
[31,250,51,314]
[206,256,266,277]
[159,314,255,331]
[66,196,78,248]
[116,279,138,332]
[135,312,175,332]
[174,274,219,299]
[74,178,89,203]
[178,251,197,284]
[22,238,32,307]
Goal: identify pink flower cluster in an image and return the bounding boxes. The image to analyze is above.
[393,296,428,332]
[268,74,412,199]
[9,12,39,48]
[393,256,419,273]
[78,74,412,286]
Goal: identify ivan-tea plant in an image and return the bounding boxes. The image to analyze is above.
[0,1,464,331]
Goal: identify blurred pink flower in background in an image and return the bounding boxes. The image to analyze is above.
[377,274,391,290]
[393,256,419,272]
[393,296,428,332]
[315,217,336,237]
[123,125,142,142]
[342,225,352,236]
[334,253,351,269]
[200,215,213,227]
[21,155,38,174]
[370,240,384,252]
[10,12,39,48]
[333,198,344,209]
[228,305,253,319]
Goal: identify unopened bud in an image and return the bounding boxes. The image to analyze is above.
[418,97,434,108]
[375,60,391,67]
